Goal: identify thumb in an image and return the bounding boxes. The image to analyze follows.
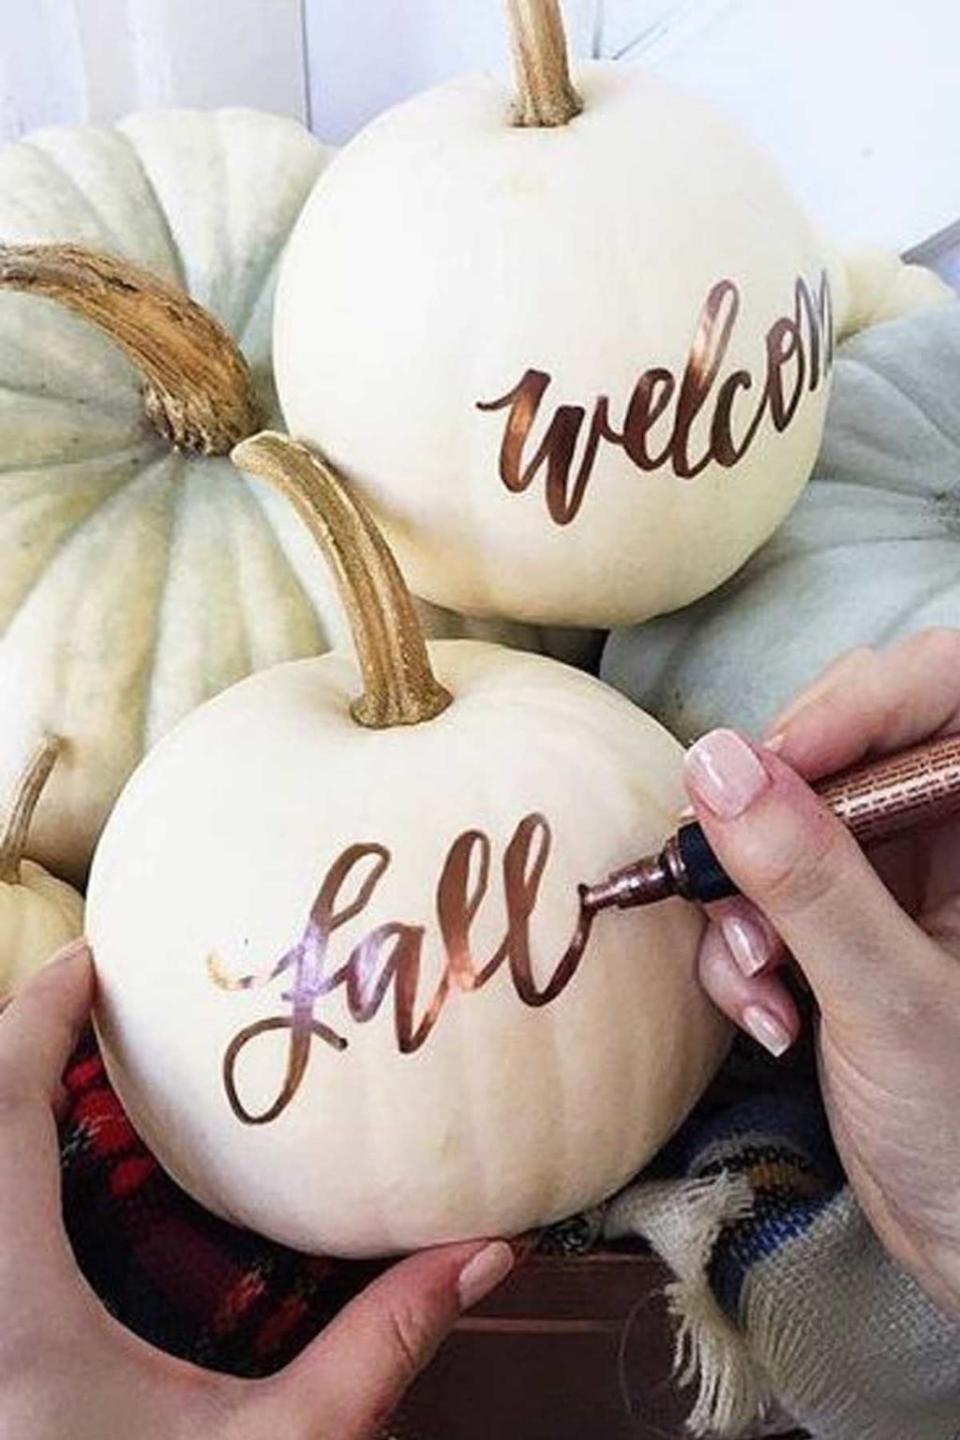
[259,1240,514,1439]
[0,939,93,1269]
[683,730,944,1024]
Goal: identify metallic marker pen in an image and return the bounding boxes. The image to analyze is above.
[580,733,960,914]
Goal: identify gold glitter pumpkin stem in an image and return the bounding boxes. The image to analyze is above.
[0,737,60,884]
[505,0,584,127]
[0,244,261,456]
[232,432,453,730]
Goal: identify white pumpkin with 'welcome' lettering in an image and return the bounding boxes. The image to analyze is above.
[275,0,847,627]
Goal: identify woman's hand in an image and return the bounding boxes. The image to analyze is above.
[0,943,513,1440]
[686,628,960,1317]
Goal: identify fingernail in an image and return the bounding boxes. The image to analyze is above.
[721,912,773,978]
[764,731,786,753]
[685,731,770,820]
[457,1241,515,1312]
[743,1004,793,1058]
[49,938,91,967]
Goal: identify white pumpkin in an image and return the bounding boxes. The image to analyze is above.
[601,297,960,740]
[87,433,728,1257]
[274,0,846,628]
[0,738,83,995]
[0,110,585,886]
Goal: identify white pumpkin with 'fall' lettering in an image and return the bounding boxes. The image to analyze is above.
[275,0,847,627]
[87,434,728,1257]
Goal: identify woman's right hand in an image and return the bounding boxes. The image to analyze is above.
[685,630,960,1316]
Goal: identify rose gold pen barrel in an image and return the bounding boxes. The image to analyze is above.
[815,732,960,844]
[581,733,960,915]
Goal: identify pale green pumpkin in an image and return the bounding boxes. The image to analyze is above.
[0,109,582,883]
[602,295,960,739]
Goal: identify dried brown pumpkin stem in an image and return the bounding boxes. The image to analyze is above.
[0,736,60,884]
[505,0,583,127]
[0,243,261,456]
[233,432,452,729]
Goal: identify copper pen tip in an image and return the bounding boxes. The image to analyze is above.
[579,853,674,915]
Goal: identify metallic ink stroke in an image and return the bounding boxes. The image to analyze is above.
[477,272,834,525]
[209,813,595,1126]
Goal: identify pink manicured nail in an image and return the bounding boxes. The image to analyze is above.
[685,730,770,820]
[721,911,773,978]
[743,1005,793,1058]
[457,1241,515,1312]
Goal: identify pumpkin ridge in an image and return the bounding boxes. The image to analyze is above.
[3,449,180,652]
[871,562,960,647]
[0,437,156,479]
[814,465,933,503]
[0,445,160,630]
[212,108,273,343]
[220,471,328,668]
[138,452,189,753]
[18,140,135,266]
[840,352,960,453]
[235,247,286,357]
[0,375,137,418]
[239,471,343,652]
[112,126,190,291]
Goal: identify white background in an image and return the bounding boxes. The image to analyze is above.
[0,0,958,251]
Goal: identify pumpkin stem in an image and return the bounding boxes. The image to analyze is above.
[0,244,261,456]
[232,433,453,729]
[0,736,60,884]
[505,0,584,127]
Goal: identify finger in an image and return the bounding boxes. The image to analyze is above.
[766,630,960,778]
[0,940,93,1268]
[706,897,786,979]
[684,731,946,1023]
[259,1240,514,1438]
[697,922,799,1055]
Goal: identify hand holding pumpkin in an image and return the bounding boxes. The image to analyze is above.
[0,943,514,1440]
[686,629,960,1317]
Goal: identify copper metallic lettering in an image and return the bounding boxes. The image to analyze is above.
[477,271,834,525]
[210,813,595,1126]
[670,278,741,480]
[477,372,611,525]
[620,368,675,470]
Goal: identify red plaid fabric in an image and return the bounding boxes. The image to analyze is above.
[59,1028,383,1377]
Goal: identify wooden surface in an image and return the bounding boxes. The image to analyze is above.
[397,1251,807,1440]
[397,1252,693,1440]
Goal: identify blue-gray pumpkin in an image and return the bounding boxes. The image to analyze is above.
[602,297,960,739]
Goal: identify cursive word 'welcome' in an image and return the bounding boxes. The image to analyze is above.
[477,272,834,526]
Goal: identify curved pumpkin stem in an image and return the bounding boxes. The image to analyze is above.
[233,433,452,730]
[0,244,261,456]
[0,736,60,884]
[505,0,584,127]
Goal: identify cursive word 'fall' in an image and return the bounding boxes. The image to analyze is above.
[209,813,594,1125]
